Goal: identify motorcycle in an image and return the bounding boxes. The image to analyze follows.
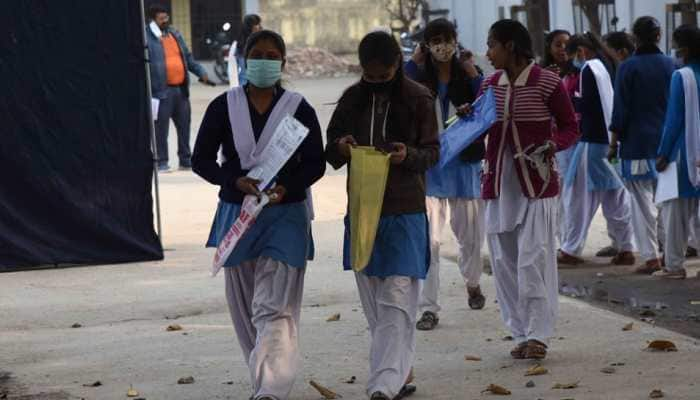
[205,22,232,85]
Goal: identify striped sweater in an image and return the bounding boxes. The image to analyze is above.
[479,62,579,199]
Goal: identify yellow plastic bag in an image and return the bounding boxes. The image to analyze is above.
[349,146,391,271]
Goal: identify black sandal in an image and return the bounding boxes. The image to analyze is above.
[467,285,486,310]
[394,384,416,399]
[416,311,438,331]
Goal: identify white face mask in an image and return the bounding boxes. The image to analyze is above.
[429,42,457,63]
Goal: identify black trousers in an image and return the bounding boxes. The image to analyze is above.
[155,86,191,168]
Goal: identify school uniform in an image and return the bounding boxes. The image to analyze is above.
[480,63,578,345]
[405,60,485,315]
[192,86,326,400]
[610,45,676,262]
[555,70,581,241]
[657,63,700,273]
[326,77,439,399]
[560,59,634,257]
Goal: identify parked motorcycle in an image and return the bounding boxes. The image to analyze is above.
[205,22,232,85]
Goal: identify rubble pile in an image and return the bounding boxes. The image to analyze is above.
[285,47,360,78]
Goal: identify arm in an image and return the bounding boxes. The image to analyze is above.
[609,62,628,140]
[177,32,208,79]
[548,80,580,151]
[277,100,327,191]
[658,72,685,160]
[191,97,232,186]
[401,94,439,172]
[325,97,353,169]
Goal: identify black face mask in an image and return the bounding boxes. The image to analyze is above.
[361,76,396,94]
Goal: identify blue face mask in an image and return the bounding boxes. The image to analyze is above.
[246,59,283,88]
[572,57,585,69]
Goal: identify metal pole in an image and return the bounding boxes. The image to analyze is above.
[139,0,163,246]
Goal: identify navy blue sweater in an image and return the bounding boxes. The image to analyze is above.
[577,60,612,144]
[191,87,326,204]
[610,46,676,159]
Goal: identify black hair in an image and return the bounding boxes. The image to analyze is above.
[423,18,457,43]
[358,30,403,72]
[673,24,700,62]
[423,19,464,93]
[488,19,534,61]
[632,16,661,46]
[566,31,618,73]
[541,29,571,72]
[604,31,636,54]
[244,29,286,59]
[148,4,168,20]
[237,14,262,54]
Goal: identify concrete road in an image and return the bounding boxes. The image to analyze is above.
[2,79,700,400]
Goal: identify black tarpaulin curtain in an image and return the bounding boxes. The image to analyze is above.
[0,0,163,270]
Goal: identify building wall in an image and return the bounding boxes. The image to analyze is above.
[171,0,192,46]
[437,0,681,55]
[253,0,390,53]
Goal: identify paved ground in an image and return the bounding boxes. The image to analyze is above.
[2,78,700,400]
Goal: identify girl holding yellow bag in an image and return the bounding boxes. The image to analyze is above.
[326,31,439,400]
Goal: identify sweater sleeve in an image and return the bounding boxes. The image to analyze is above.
[658,71,685,159]
[192,95,231,186]
[609,62,628,136]
[548,80,580,151]
[325,97,353,170]
[276,99,327,191]
[402,93,439,172]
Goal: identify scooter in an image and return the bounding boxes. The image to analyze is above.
[205,22,232,84]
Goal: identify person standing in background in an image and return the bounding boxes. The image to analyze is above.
[405,19,486,333]
[604,31,636,64]
[608,16,676,274]
[235,14,262,86]
[146,4,210,172]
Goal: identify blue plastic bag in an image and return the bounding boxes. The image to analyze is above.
[439,88,496,169]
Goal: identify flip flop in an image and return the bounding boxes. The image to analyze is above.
[394,384,417,399]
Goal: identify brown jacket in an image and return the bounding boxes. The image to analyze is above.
[325,77,439,215]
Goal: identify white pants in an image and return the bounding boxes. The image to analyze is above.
[355,273,419,399]
[661,198,699,271]
[225,257,305,400]
[420,197,485,314]
[624,179,660,262]
[487,199,559,344]
[560,166,634,256]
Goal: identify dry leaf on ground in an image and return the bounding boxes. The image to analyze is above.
[166,324,182,332]
[309,380,341,399]
[524,364,548,376]
[647,340,678,352]
[464,355,482,361]
[600,367,616,374]
[649,389,664,398]
[622,322,634,331]
[177,376,194,384]
[82,381,102,387]
[344,376,356,384]
[552,381,579,389]
[71,323,82,328]
[126,387,139,397]
[481,384,511,395]
[326,313,341,322]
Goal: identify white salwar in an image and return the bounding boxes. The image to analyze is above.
[355,273,419,399]
[560,146,634,256]
[420,197,484,314]
[660,199,699,271]
[225,257,305,400]
[486,151,558,345]
[624,179,660,262]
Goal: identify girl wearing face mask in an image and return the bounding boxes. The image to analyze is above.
[326,31,439,400]
[556,33,635,268]
[654,25,700,280]
[404,18,486,332]
[192,30,326,400]
[477,19,578,360]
